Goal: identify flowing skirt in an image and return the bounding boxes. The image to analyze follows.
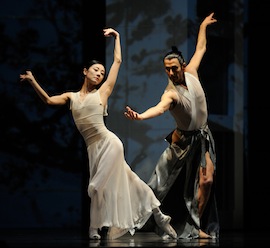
[87,131,160,239]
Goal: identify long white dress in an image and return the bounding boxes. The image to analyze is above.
[70,90,160,239]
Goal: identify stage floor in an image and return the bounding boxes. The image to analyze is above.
[0,228,267,247]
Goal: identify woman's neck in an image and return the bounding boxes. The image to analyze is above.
[81,83,96,93]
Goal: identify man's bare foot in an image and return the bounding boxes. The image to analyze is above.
[199,229,212,239]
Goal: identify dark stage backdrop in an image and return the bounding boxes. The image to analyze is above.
[0,0,250,232]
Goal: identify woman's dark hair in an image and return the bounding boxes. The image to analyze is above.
[163,46,186,66]
[84,59,104,70]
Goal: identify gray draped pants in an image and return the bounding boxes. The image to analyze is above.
[147,125,219,239]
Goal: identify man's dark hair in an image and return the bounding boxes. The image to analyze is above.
[163,46,186,66]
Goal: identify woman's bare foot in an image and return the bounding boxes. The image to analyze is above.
[89,228,101,240]
[154,213,177,239]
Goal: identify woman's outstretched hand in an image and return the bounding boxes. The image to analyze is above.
[103,28,119,38]
[19,70,34,82]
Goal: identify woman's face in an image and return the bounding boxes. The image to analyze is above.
[84,64,105,85]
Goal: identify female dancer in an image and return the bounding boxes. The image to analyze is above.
[19,28,177,240]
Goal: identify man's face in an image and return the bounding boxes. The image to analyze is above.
[164,58,184,84]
